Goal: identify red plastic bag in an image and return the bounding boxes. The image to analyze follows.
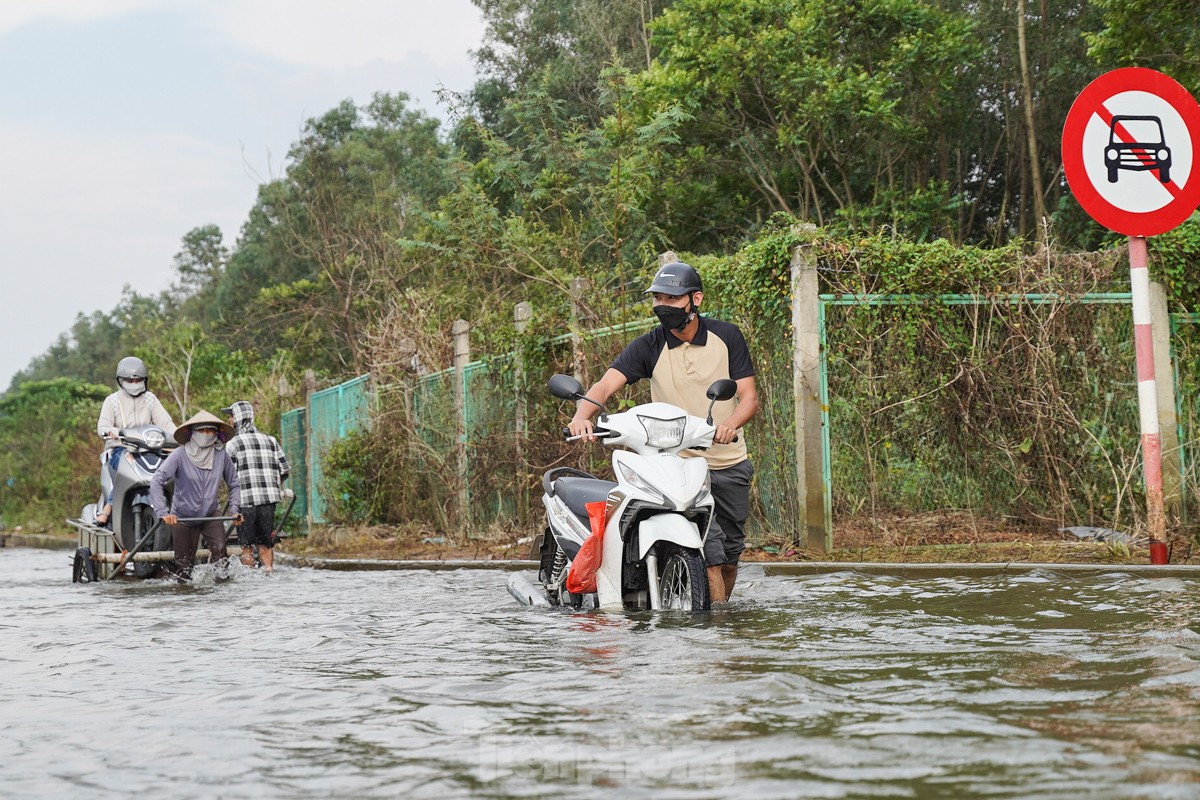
[565,501,607,594]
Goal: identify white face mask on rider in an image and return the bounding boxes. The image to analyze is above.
[120,378,146,397]
[191,431,217,448]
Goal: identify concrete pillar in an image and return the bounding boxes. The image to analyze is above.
[453,319,471,530]
[302,368,316,529]
[1149,280,1182,521]
[514,301,532,521]
[792,240,829,552]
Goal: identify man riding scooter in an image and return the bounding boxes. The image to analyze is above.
[566,262,759,603]
[94,356,176,528]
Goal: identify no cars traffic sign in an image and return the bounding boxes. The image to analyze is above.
[1062,67,1200,236]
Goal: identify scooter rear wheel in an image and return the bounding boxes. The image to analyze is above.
[658,544,709,611]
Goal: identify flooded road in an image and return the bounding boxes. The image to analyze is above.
[2,546,1199,799]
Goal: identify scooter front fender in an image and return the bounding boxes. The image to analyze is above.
[636,514,703,559]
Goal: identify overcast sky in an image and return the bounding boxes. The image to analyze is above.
[0,0,485,389]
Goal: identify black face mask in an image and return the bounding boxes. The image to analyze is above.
[653,299,694,332]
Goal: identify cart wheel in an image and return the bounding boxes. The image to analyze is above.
[72,547,97,584]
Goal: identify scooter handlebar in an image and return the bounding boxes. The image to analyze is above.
[562,427,615,442]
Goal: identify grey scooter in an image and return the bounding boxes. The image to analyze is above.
[83,424,176,578]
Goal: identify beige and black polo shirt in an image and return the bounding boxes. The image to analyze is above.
[610,316,755,470]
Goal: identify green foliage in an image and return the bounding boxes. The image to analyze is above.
[1150,217,1200,310]
[321,431,378,525]
[0,379,109,529]
[1086,0,1200,89]
[468,0,674,130]
[634,0,984,246]
[12,288,169,390]
[173,225,227,294]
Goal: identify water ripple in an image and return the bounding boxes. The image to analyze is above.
[2,549,1199,798]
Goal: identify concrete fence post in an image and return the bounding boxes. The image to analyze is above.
[1149,280,1182,522]
[453,319,471,531]
[301,368,317,529]
[514,301,532,521]
[791,238,829,552]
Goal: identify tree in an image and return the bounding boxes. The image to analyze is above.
[216,93,455,375]
[632,0,983,247]
[1086,0,1200,90]
[11,288,168,390]
[173,225,227,295]
[468,0,673,130]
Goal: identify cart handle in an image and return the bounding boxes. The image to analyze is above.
[107,516,240,579]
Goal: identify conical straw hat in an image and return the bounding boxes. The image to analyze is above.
[174,409,235,444]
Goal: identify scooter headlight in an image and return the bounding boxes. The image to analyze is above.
[617,461,666,505]
[638,414,686,449]
[142,429,165,448]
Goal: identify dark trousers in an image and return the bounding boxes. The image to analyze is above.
[703,460,755,566]
[171,520,228,579]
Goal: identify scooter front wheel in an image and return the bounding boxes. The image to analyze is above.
[132,506,164,578]
[658,544,709,611]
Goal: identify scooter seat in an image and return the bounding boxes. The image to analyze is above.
[553,477,617,521]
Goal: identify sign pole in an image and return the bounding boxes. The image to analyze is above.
[1129,235,1168,563]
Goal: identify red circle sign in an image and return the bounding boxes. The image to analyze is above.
[1062,67,1200,236]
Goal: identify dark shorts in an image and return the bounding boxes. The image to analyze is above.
[237,503,277,548]
[702,460,754,567]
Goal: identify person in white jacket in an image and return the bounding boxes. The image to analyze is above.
[94,356,177,526]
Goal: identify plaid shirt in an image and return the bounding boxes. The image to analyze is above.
[226,429,290,507]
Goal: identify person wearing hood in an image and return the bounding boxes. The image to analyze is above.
[150,411,243,581]
[565,261,760,604]
[94,356,177,528]
[223,400,291,574]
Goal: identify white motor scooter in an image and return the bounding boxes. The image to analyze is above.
[507,374,737,612]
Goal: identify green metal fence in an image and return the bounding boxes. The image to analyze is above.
[279,408,308,527]
[307,375,372,524]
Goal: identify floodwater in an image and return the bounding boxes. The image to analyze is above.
[2,548,1199,799]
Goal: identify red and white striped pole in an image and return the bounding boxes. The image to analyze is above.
[1130,235,1168,564]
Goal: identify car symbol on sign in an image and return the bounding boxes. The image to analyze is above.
[1105,115,1171,184]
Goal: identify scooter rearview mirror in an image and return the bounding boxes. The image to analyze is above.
[549,373,608,421]
[707,379,737,402]
[548,374,584,400]
[705,378,738,424]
